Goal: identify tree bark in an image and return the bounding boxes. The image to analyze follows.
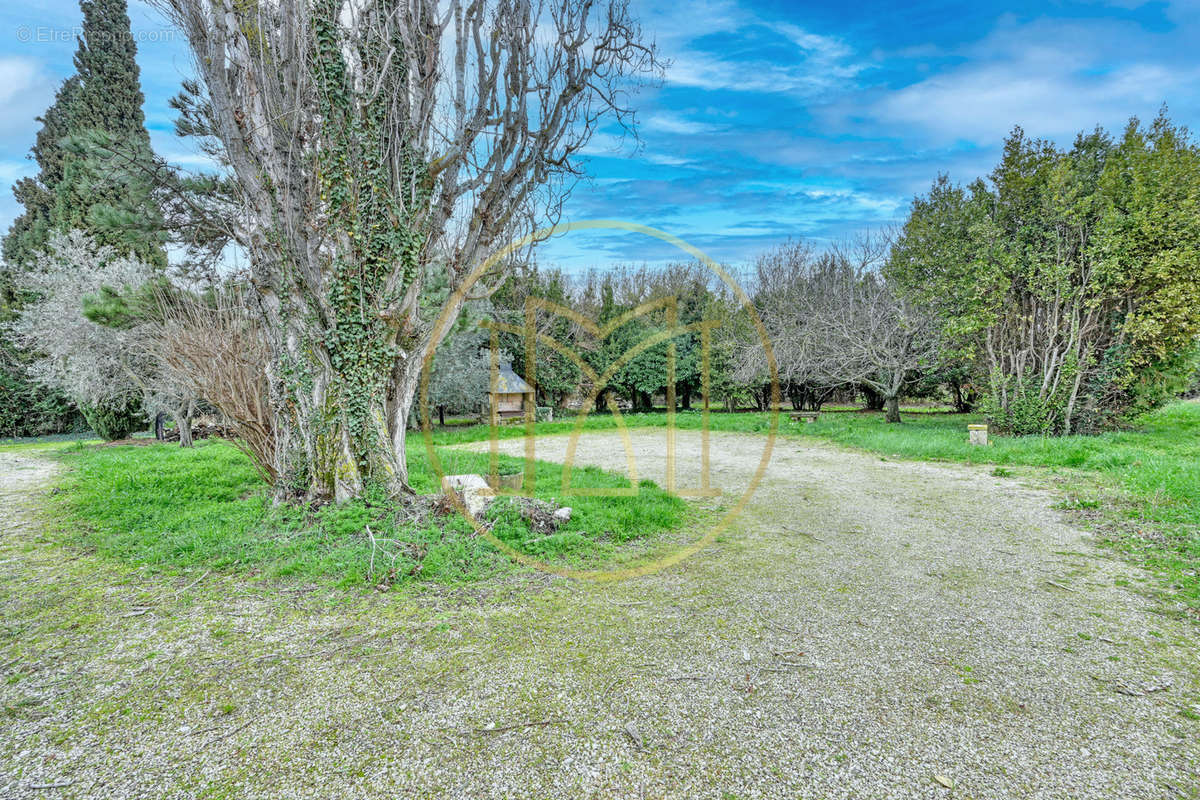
[884,395,902,423]
[172,406,194,448]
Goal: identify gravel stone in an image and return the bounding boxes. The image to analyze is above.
[0,430,1197,799]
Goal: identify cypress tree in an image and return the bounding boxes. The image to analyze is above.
[2,78,82,286]
[54,0,166,267]
[0,79,87,438]
[73,0,152,140]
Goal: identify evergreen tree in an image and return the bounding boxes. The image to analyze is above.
[2,78,83,285]
[1,79,88,437]
[54,0,166,267]
[888,113,1200,434]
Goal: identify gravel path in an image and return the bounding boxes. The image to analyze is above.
[1,432,1197,799]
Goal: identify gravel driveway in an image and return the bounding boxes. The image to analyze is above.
[1,431,1197,799]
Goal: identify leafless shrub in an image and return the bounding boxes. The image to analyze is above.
[10,231,151,411]
[144,287,277,482]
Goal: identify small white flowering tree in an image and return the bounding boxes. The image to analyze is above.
[9,230,195,442]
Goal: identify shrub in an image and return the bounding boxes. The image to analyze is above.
[81,396,143,440]
[0,359,86,437]
[979,373,1059,435]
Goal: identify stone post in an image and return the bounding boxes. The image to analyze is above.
[968,423,988,446]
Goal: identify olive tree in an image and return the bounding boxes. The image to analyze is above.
[151,0,660,501]
[424,322,492,426]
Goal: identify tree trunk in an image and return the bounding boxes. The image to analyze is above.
[265,317,434,504]
[951,381,965,413]
[884,395,901,423]
[172,407,194,448]
[154,412,166,440]
[863,385,885,411]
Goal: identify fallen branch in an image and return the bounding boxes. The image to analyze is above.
[30,780,73,790]
[474,718,566,735]
[784,526,826,543]
[195,719,253,753]
[174,570,211,597]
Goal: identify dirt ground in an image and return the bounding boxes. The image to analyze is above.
[1,430,1197,799]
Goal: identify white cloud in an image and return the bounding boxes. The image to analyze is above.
[0,58,39,105]
[666,52,853,96]
[860,19,1199,145]
[0,57,56,143]
[641,0,870,97]
[644,153,693,167]
[768,21,860,77]
[644,113,717,136]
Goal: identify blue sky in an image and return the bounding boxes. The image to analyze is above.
[2,0,1198,270]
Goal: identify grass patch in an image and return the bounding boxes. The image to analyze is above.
[34,400,1200,605]
[49,437,692,588]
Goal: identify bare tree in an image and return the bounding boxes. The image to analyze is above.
[821,274,940,422]
[737,242,850,411]
[735,237,940,421]
[150,0,661,500]
[816,235,940,422]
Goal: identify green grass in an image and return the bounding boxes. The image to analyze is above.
[427,401,1200,611]
[421,408,781,445]
[31,400,1200,606]
[48,437,692,588]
